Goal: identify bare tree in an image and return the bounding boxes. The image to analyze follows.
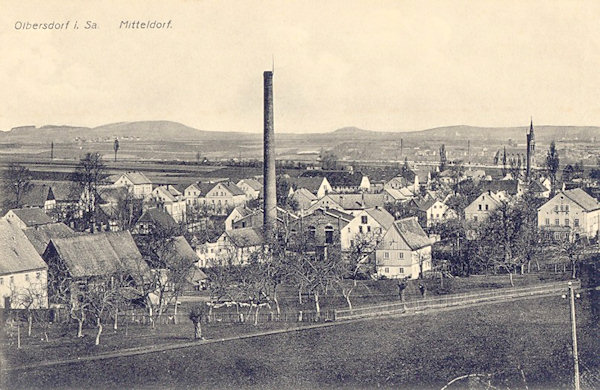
[2,163,33,209]
[84,279,121,345]
[71,152,106,233]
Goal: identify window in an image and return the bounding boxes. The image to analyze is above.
[361,216,368,224]
[384,252,390,259]
[384,267,389,273]
[555,205,559,212]
[485,204,489,211]
[359,226,363,234]
[308,226,316,240]
[574,219,580,227]
[399,252,404,259]
[545,218,550,226]
[25,274,30,281]
[367,226,371,233]
[325,226,334,244]
[9,276,14,284]
[555,219,560,226]
[473,216,478,222]
[565,219,570,227]
[0,278,3,285]
[565,205,570,212]
[478,205,482,211]
[398,267,404,274]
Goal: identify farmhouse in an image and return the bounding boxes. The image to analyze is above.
[340,207,394,251]
[236,178,263,200]
[289,187,317,212]
[113,171,153,198]
[200,181,246,214]
[210,227,264,265]
[0,220,48,309]
[134,207,178,234]
[375,217,432,279]
[537,188,600,239]
[464,190,507,222]
[23,222,77,255]
[20,184,56,211]
[289,176,332,199]
[150,185,187,222]
[3,208,54,230]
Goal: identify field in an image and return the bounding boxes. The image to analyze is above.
[4,292,599,390]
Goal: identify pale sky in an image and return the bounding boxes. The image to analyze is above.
[2,0,600,133]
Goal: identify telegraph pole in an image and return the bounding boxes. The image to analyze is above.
[568,281,581,390]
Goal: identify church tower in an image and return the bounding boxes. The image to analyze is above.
[526,118,535,180]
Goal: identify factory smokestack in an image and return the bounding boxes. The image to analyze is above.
[263,70,277,238]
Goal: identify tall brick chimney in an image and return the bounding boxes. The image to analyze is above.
[263,71,277,238]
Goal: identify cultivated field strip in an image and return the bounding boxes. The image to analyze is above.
[334,280,580,320]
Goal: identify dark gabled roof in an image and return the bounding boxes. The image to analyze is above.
[528,180,548,193]
[321,171,365,188]
[393,217,431,250]
[481,180,519,195]
[8,208,54,227]
[136,208,178,230]
[160,235,198,265]
[365,207,395,229]
[320,207,354,222]
[103,231,150,276]
[23,222,76,255]
[122,171,152,185]
[0,219,47,276]
[414,197,437,212]
[562,188,600,212]
[21,184,54,208]
[291,177,326,194]
[45,181,81,202]
[224,227,264,248]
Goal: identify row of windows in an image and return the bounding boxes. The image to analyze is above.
[478,204,490,211]
[382,251,404,259]
[382,267,405,274]
[545,218,580,227]
[554,204,570,212]
[0,272,42,285]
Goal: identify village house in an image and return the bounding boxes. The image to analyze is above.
[0,220,48,309]
[410,198,457,228]
[113,171,153,198]
[224,206,255,230]
[375,217,432,279]
[382,187,415,204]
[20,184,56,211]
[134,207,178,235]
[384,176,410,191]
[42,231,152,304]
[3,208,54,230]
[150,185,187,222]
[464,190,508,223]
[231,207,299,231]
[340,207,394,251]
[537,188,600,239]
[305,193,386,216]
[207,227,264,265]
[289,187,317,212]
[200,181,246,215]
[289,176,333,199]
[321,171,371,193]
[236,178,263,201]
[23,222,77,255]
[289,208,353,255]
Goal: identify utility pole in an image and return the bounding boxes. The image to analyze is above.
[568,281,581,390]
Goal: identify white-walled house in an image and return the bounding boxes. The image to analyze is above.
[200,182,246,214]
[236,179,263,201]
[340,207,395,251]
[537,188,600,239]
[113,171,153,198]
[464,190,507,223]
[415,198,457,227]
[151,185,187,222]
[224,206,254,230]
[0,219,48,309]
[375,217,432,279]
[210,227,264,265]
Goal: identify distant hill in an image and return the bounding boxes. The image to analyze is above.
[1,120,598,144]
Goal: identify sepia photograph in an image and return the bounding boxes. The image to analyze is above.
[0,1,599,389]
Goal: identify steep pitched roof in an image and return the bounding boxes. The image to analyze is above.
[292,188,317,201]
[219,182,245,196]
[99,186,128,204]
[415,197,437,212]
[44,181,80,202]
[103,231,151,277]
[224,227,264,248]
[137,208,178,230]
[562,188,600,212]
[393,217,431,250]
[321,171,364,188]
[365,207,395,229]
[20,184,54,208]
[0,219,48,276]
[528,180,548,194]
[482,180,519,196]
[122,171,152,185]
[292,177,326,194]
[238,178,263,191]
[318,208,354,223]
[47,235,121,278]
[23,223,76,255]
[8,208,54,227]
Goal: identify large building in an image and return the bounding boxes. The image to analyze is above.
[538,188,600,239]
